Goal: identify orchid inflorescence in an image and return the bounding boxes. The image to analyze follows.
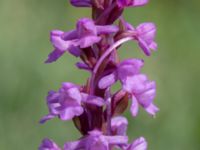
[39,0,159,149]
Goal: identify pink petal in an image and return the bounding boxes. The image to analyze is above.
[39,114,55,124]
[59,106,84,120]
[111,116,128,135]
[79,36,101,48]
[98,73,117,89]
[130,95,139,117]
[81,93,105,106]
[145,103,159,117]
[50,30,73,51]
[39,138,61,150]
[96,25,119,34]
[133,0,149,7]
[45,49,65,63]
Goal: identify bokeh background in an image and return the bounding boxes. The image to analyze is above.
[0,0,200,149]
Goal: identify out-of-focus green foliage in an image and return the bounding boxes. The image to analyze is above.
[0,0,200,149]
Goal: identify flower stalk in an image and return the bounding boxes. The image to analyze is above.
[39,0,159,149]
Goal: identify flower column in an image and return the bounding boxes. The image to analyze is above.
[39,0,159,150]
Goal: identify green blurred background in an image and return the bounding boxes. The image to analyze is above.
[0,0,200,149]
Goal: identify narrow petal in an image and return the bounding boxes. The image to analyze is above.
[76,62,91,72]
[98,73,117,89]
[133,0,149,6]
[117,0,149,8]
[59,106,84,120]
[138,38,151,56]
[79,36,101,48]
[50,30,73,51]
[130,95,139,117]
[81,93,105,106]
[39,114,55,124]
[68,46,82,57]
[45,49,65,63]
[96,25,119,34]
[145,103,159,117]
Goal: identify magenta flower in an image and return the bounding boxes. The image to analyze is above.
[125,21,157,56]
[98,59,158,117]
[118,19,157,56]
[40,1,159,149]
[39,139,61,150]
[40,82,104,123]
[45,18,118,63]
[123,74,159,117]
[135,23,157,56]
[98,58,144,89]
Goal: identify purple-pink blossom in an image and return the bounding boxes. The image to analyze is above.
[135,23,157,56]
[98,58,144,89]
[46,18,118,63]
[98,59,158,117]
[40,82,104,123]
[123,74,159,117]
[120,19,157,56]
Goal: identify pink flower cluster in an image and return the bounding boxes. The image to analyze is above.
[39,0,159,149]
